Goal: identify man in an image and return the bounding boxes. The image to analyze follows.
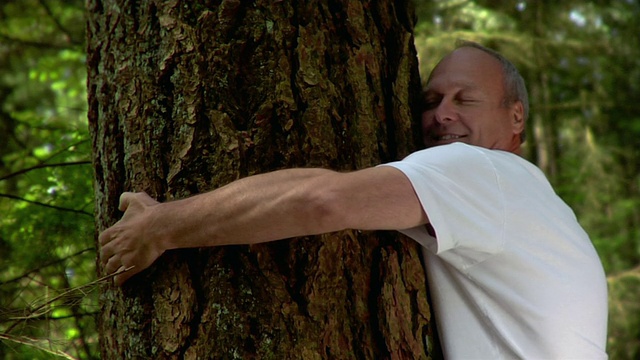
[99,42,608,358]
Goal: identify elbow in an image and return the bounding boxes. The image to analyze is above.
[301,174,350,234]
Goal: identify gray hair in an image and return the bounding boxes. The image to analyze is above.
[455,40,529,142]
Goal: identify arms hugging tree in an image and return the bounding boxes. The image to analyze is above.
[88,0,435,358]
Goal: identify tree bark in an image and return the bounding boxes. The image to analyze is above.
[87,0,435,358]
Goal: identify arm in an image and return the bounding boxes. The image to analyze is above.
[99,166,428,285]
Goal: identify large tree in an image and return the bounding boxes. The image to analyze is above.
[87,0,435,358]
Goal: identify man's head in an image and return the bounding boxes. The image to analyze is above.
[421,41,529,154]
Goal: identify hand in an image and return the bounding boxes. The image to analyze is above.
[99,192,164,286]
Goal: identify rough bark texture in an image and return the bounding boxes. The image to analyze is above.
[88,0,435,358]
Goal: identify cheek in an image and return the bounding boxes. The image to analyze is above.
[478,114,514,139]
[421,111,434,128]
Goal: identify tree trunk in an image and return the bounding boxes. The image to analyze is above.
[528,0,558,180]
[87,0,435,358]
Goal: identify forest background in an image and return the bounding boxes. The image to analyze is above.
[0,0,639,359]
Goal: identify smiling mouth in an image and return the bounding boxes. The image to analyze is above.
[432,134,467,141]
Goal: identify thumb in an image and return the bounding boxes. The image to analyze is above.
[118,192,135,212]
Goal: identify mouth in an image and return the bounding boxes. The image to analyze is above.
[430,134,467,142]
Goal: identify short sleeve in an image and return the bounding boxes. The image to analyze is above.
[381,143,507,269]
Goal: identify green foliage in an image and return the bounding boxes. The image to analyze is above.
[0,0,97,359]
[608,267,640,360]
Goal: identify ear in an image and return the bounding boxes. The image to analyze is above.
[511,101,525,135]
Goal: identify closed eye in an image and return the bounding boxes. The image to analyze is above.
[454,96,478,105]
[454,89,481,105]
[422,96,441,111]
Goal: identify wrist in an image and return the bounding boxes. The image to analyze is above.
[146,201,176,253]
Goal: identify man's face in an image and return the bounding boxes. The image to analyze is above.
[421,47,524,153]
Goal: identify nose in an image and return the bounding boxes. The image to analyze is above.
[431,98,457,125]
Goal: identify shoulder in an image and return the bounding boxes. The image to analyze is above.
[405,143,522,163]
[401,143,510,169]
[404,142,482,160]
[391,143,505,182]
[400,143,545,182]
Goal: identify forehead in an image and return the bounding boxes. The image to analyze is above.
[425,47,505,93]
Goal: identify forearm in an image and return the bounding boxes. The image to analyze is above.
[150,168,338,251]
[100,165,426,284]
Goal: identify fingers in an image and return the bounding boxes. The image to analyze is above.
[104,252,122,275]
[113,266,126,286]
[99,191,158,286]
[100,238,121,269]
[99,192,138,263]
[98,193,132,283]
[104,263,136,286]
[103,249,138,286]
[100,192,136,245]
[98,227,111,246]
[99,229,116,270]
[114,266,136,286]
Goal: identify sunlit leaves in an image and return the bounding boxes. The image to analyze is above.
[0,0,96,359]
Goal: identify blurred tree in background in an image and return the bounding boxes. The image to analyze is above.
[1,0,639,359]
[0,0,97,358]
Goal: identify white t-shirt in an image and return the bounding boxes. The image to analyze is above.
[382,143,608,359]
